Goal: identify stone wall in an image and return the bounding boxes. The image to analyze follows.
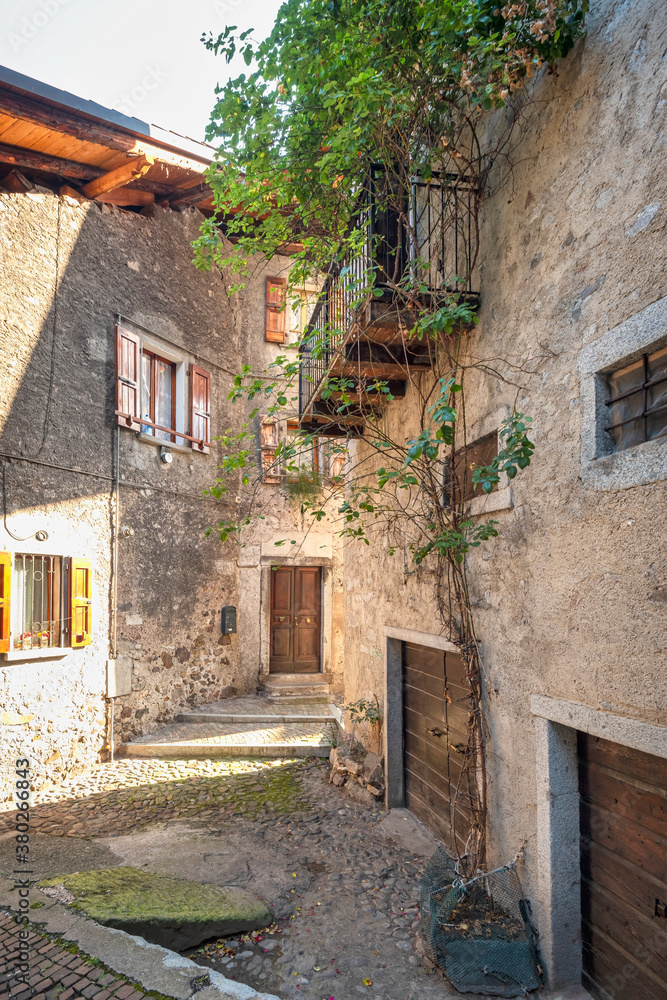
[339,0,667,911]
[0,192,246,790]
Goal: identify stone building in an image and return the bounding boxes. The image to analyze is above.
[0,66,339,789]
[295,0,667,995]
[1,0,666,995]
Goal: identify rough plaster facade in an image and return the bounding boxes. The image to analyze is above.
[338,0,667,974]
[0,191,345,794]
[0,192,249,791]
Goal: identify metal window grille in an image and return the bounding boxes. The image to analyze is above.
[14,554,61,651]
[605,347,667,452]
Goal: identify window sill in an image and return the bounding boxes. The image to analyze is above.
[136,432,195,454]
[467,484,513,516]
[582,435,667,491]
[2,648,70,663]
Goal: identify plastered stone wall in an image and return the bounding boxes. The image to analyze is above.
[0,191,247,787]
[340,0,667,913]
[229,253,346,693]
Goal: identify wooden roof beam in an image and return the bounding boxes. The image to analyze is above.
[0,90,211,174]
[169,180,211,210]
[82,154,154,199]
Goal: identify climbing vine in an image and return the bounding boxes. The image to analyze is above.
[197,0,587,874]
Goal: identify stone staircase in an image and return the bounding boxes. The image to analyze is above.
[120,688,341,760]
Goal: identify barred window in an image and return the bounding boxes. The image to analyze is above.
[606,347,667,452]
[13,554,62,651]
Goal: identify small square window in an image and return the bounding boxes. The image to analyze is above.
[606,347,667,452]
[444,431,498,505]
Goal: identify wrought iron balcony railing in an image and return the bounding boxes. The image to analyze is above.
[299,168,479,424]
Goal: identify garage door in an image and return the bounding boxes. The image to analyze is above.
[578,732,667,1000]
[403,642,472,853]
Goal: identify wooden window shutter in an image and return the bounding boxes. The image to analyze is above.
[260,419,281,483]
[265,277,287,343]
[70,558,92,648]
[115,324,141,429]
[190,365,211,454]
[0,551,10,653]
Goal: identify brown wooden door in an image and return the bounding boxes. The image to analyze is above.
[403,642,472,853]
[270,566,321,673]
[578,732,667,1000]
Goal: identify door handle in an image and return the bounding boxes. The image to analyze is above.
[426,727,444,737]
[277,616,287,622]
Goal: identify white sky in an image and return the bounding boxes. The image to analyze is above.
[0,0,284,143]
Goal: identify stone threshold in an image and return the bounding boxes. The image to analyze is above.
[0,877,279,1000]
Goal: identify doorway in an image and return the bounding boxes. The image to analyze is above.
[403,641,473,854]
[269,565,322,673]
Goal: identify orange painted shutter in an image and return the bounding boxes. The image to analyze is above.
[0,551,10,653]
[265,277,287,343]
[70,558,92,647]
[190,365,211,453]
[260,419,281,483]
[115,324,141,428]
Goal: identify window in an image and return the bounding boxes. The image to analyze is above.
[115,324,211,453]
[606,347,667,452]
[265,277,287,343]
[259,417,345,484]
[285,421,319,479]
[141,350,176,443]
[0,553,92,655]
[444,431,498,505]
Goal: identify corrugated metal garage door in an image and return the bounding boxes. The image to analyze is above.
[578,732,667,1000]
[403,641,472,854]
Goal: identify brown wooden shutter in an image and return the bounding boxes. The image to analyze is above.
[115,324,141,429]
[0,551,10,653]
[190,365,211,453]
[265,277,287,343]
[70,558,92,648]
[260,419,281,483]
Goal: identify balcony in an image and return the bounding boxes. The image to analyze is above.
[298,167,479,436]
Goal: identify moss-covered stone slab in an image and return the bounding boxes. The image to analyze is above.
[38,867,271,951]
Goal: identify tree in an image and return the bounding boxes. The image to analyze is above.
[197,0,587,873]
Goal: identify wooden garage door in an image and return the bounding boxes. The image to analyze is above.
[403,642,472,854]
[578,732,667,1000]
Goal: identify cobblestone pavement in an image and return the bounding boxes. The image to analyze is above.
[0,758,477,1000]
[0,911,159,1000]
[127,721,336,749]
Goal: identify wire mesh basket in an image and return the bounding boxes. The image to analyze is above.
[420,847,544,997]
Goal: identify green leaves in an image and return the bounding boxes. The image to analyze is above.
[471,412,535,493]
[196,0,587,281]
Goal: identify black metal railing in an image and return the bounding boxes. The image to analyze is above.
[299,167,479,418]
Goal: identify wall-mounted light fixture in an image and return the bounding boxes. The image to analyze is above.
[159,447,173,465]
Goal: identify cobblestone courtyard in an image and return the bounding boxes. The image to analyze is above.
[0,757,478,1000]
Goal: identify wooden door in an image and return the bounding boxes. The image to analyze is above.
[403,642,472,854]
[270,566,321,673]
[578,732,667,1000]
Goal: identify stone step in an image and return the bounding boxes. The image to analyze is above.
[176,712,334,724]
[120,719,336,760]
[263,674,331,700]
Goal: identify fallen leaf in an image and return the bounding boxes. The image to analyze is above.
[363,979,373,986]
[313,966,321,971]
